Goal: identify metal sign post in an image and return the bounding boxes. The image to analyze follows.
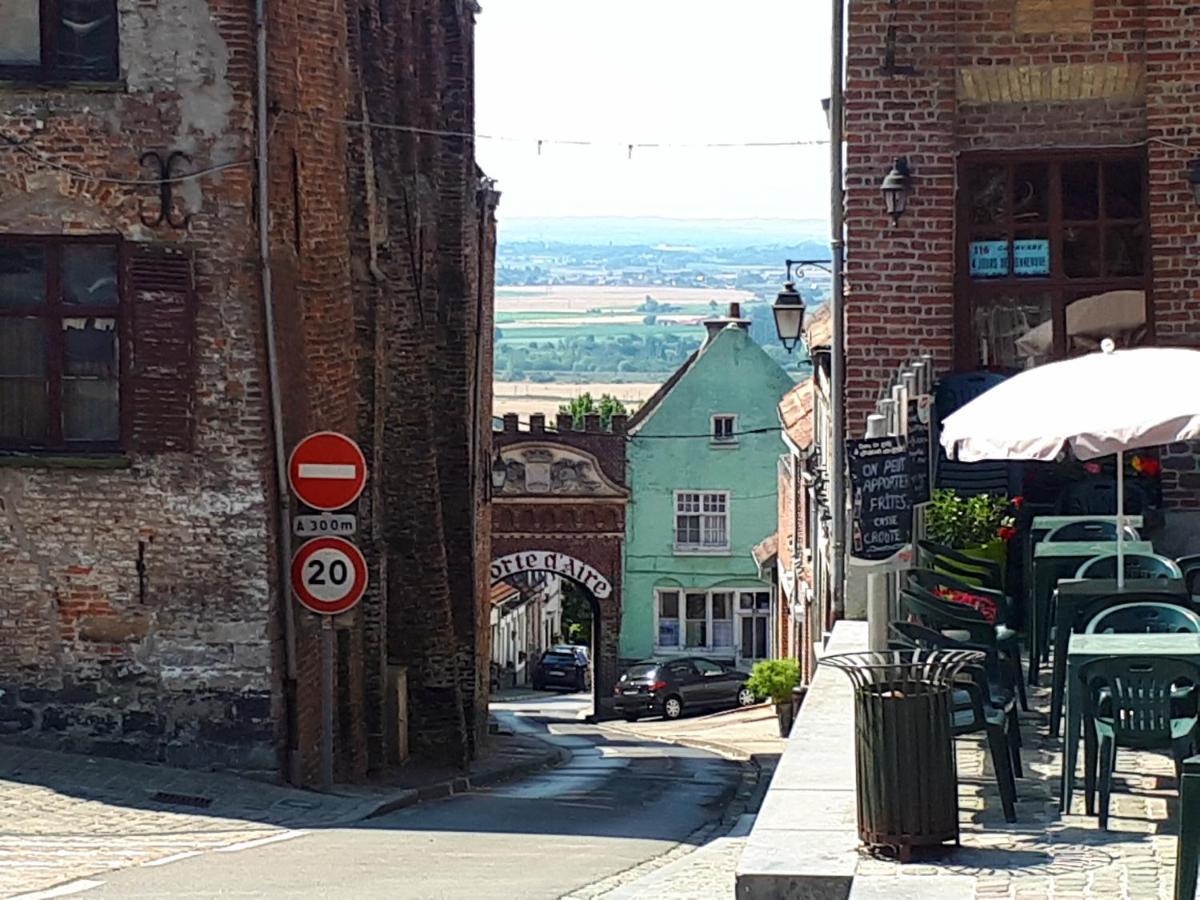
[320,616,334,790]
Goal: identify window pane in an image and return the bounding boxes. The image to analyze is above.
[0,318,47,441]
[713,621,733,648]
[63,378,118,441]
[1013,162,1049,223]
[0,0,40,65]
[703,514,727,546]
[658,618,679,648]
[967,165,1006,225]
[64,317,117,376]
[1063,226,1102,278]
[0,245,46,309]
[1104,159,1143,220]
[1105,225,1145,277]
[62,245,119,306]
[659,591,679,618]
[711,593,731,619]
[56,0,118,77]
[1064,290,1147,357]
[677,515,700,545]
[976,291,1052,369]
[685,593,707,647]
[1062,161,1099,221]
[62,318,118,441]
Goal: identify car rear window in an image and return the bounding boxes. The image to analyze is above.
[543,652,576,665]
[623,664,658,680]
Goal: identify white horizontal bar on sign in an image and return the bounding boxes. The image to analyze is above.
[299,463,358,480]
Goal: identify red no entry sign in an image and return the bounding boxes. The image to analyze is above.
[288,431,367,511]
[291,537,368,615]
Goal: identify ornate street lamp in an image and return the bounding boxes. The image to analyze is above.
[1189,159,1200,206]
[773,275,807,354]
[881,157,912,225]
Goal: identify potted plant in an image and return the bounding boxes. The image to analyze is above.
[747,658,801,738]
[925,489,1018,568]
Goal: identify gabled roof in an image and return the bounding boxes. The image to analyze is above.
[626,348,701,432]
[778,376,815,451]
[490,581,520,606]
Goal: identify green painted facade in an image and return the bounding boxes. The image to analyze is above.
[621,322,796,664]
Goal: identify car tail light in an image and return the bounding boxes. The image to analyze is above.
[613,684,622,696]
[651,680,668,691]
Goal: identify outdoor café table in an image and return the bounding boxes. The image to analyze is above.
[1030,540,1154,685]
[1048,577,1188,738]
[1061,631,1200,813]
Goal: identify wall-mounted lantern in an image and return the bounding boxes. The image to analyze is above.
[881,157,913,225]
[490,452,508,494]
[773,273,807,354]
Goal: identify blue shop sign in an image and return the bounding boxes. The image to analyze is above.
[1013,239,1050,276]
[969,240,1009,278]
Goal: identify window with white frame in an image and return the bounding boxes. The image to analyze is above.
[738,591,771,661]
[656,589,736,652]
[711,414,737,444]
[675,490,729,552]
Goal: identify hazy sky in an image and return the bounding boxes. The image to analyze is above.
[475,0,832,221]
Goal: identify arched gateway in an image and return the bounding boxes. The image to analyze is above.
[491,413,629,712]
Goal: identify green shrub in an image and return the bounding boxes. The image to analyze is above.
[747,658,800,704]
[925,488,1016,549]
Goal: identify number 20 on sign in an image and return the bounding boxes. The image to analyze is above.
[291,536,369,616]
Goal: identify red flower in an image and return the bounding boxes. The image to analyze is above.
[997,526,1017,542]
[1140,459,1162,477]
[1084,461,1103,475]
[1011,496,1025,509]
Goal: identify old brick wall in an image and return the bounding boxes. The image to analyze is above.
[0,0,278,768]
[845,0,1200,513]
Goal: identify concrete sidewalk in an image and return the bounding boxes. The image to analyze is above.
[0,729,564,898]
[602,703,786,762]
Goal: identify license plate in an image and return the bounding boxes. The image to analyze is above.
[548,670,565,677]
[622,689,640,695]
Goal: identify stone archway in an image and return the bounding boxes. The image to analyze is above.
[491,414,629,713]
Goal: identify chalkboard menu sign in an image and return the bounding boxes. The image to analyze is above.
[849,435,913,562]
[907,400,932,506]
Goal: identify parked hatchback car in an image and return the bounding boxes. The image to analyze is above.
[612,657,757,721]
[531,646,590,692]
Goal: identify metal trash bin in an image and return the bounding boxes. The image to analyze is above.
[821,649,984,859]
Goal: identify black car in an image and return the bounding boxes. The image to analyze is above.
[611,657,757,722]
[532,647,590,691]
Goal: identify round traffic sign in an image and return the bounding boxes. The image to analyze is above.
[288,432,367,511]
[291,537,368,615]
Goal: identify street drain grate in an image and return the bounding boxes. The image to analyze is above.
[150,791,214,809]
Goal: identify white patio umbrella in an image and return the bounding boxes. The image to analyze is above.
[940,341,1200,587]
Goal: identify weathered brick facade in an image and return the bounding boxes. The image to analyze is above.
[0,0,495,784]
[844,0,1200,515]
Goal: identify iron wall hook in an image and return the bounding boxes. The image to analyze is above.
[139,150,193,229]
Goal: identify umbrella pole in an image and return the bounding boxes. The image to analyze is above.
[1116,450,1125,589]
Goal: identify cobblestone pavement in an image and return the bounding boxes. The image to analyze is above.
[854,685,1184,899]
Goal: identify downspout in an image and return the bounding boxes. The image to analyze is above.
[829,0,848,620]
[255,0,300,782]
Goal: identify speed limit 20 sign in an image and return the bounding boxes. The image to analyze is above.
[291,537,368,616]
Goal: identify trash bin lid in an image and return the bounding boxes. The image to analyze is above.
[820,649,985,690]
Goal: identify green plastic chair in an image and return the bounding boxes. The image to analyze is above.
[1044,520,1142,543]
[1086,602,1200,635]
[905,569,1027,711]
[889,622,1020,822]
[1176,755,1200,900]
[1079,656,1200,829]
[901,580,1027,713]
[917,540,1005,592]
[1075,552,1184,581]
[1177,555,1200,601]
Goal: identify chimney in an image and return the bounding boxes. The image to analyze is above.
[702,301,751,344]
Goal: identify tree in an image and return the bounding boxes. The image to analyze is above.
[559,392,628,428]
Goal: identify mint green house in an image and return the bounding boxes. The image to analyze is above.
[621,311,795,668]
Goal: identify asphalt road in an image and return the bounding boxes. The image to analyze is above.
[69,693,743,899]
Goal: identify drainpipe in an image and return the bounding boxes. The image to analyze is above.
[255,0,300,782]
[829,0,848,620]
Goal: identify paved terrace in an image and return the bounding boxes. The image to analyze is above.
[738,621,1185,900]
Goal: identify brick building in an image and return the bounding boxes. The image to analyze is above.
[844,0,1200,512]
[0,0,496,786]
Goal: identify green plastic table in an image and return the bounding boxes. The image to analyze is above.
[1048,578,1188,737]
[1062,632,1200,813]
[1030,540,1153,684]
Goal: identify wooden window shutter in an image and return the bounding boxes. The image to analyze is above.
[125,243,198,452]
